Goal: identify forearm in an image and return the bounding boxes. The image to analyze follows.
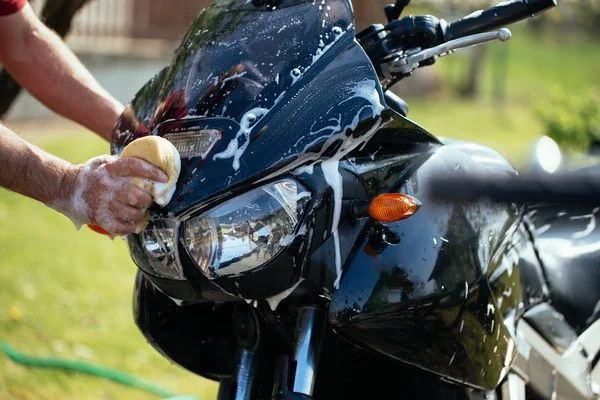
[1,123,168,234]
[0,5,123,141]
[0,123,76,205]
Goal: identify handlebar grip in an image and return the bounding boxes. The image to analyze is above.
[445,0,557,41]
[428,172,600,206]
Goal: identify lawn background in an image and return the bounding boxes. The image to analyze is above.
[1,5,599,400]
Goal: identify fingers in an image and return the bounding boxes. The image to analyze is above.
[78,156,163,236]
[107,219,138,236]
[115,184,154,209]
[94,202,144,236]
[109,157,168,183]
[108,200,145,223]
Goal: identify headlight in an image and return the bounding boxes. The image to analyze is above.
[184,179,310,279]
[140,219,184,280]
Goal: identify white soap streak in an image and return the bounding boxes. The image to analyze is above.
[212,86,286,170]
[321,159,344,288]
[274,90,287,105]
[213,107,270,171]
[535,224,551,236]
[266,278,304,311]
[220,71,247,89]
[369,147,380,160]
[213,25,355,171]
[292,117,386,289]
[340,79,386,117]
[448,352,456,366]
[254,79,386,288]
[309,118,387,288]
[259,90,387,184]
[289,25,351,87]
[308,114,342,137]
[311,24,345,65]
[570,207,600,239]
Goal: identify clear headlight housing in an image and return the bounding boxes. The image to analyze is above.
[140,219,184,280]
[184,179,309,279]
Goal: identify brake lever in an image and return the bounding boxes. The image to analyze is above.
[381,28,512,79]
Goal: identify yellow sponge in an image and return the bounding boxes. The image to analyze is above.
[121,136,181,231]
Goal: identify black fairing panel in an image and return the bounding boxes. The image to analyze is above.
[528,205,600,332]
[517,224,550,306]
[133,271,237,379]
[330,143,522,390]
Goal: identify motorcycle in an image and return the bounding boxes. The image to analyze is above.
[108,0,600,398]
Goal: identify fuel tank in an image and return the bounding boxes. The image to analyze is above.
[330,140,524,390]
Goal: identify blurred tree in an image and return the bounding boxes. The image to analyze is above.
[538,90,600,153]
[0,0,92,117]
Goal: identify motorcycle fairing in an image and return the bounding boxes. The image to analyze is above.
[111,0,436,218]
[330,142,522,389]
[114,0,440,302]
[133,272,237,380]
[115,0,528,391]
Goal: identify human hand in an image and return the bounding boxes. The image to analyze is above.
[52,155,168,235]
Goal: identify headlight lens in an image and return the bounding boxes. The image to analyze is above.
[140,219,184,280]
[184,179,309,279]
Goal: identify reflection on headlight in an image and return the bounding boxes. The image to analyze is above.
[140,219,184,280]
[184,179,309,279]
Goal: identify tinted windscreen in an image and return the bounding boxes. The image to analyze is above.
[113,0,401,212]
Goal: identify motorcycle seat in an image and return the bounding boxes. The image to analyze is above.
[527,204,600,333]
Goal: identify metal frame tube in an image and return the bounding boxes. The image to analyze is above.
[292,307,327,396]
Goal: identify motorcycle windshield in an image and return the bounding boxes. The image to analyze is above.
[112,0,431,214]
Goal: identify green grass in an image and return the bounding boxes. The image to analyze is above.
[1,25,599,400]
[407,97,543,166]
[0,133,218,399]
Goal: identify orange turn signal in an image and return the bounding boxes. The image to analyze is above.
[368,193,421,223]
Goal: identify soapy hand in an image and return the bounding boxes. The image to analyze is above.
[52,155,168,235]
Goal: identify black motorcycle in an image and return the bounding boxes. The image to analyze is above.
[109,0,599,398]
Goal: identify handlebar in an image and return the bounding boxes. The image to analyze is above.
[358,0,557,88]
[445,0,557,41]
[428,171,600,206]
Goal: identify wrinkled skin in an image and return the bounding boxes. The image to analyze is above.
[56,156,167,235]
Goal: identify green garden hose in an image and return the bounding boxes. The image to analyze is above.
[0,340,197,400]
